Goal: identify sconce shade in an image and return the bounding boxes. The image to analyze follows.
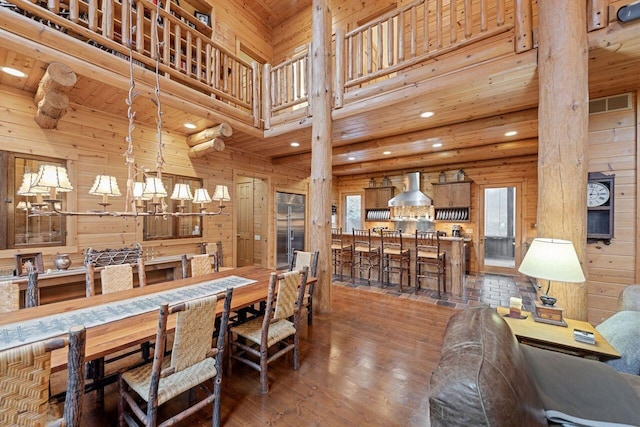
[193,188,212,204]
[142,176,167,199]
[518,238,585,283]
[170,183,193,201]
[89,175,121,197]
[34,164,73,192]
[17,172,49,196]
[212,185,231,201]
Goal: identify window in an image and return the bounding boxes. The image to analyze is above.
[1,151,68,249]
[344,194,362,233]
[143,174,204,240]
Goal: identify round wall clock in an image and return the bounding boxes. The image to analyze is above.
[587,182,610,207]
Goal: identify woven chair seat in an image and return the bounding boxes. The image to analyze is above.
[383,248,409,256]
[331,242,351,250]
[122,356,217,406]
[355,245,378,253]
[0,281,19,313]
[231,316,296,348]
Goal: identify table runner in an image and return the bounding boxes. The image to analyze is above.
[0,275,255,352]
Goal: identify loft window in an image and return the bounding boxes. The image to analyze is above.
[1,151,67,249]
[143,174,204,240]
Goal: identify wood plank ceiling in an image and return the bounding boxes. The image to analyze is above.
[1,2,639,177]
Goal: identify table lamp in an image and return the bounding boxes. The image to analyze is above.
[518,238,585,326]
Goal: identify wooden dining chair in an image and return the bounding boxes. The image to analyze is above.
[0,326,86,427]
[290,250,319,325]
[0,280,19,313]
[228,267,309,394]
[181,252,218,279]
[85,257,147,297]
[118,287,233,427]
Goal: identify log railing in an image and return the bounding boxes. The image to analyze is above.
[262,44,311,129]
[2,0,257,123]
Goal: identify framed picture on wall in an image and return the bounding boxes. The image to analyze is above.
[14,252,44,276]
[194,10,210,27]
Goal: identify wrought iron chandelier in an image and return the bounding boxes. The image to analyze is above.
[16,0,229,218]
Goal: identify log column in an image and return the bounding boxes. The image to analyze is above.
[310,0,333,315]
[537,0,588,320]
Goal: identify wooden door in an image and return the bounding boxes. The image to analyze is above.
[478,182,523,275]
[236,180,253,267]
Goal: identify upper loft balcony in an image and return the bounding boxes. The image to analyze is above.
[1,0,640,176]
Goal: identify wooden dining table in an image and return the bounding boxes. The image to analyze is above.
[0,265,314,372]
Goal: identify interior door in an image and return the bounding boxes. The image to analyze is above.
[478,182,522,275]
[236,180,253,267]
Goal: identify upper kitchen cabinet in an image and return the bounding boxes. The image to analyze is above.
[433,182,471,221]
[364,186,395,221]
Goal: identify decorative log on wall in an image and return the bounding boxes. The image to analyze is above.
[186,123,232,146]
[188,138,226,158]
[33,62,77,129]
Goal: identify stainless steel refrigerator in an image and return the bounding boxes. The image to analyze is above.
[276,192,305,270]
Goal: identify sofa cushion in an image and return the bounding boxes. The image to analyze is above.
[595,310,640,375]
[429,306,547,427]
[522,344,640,426]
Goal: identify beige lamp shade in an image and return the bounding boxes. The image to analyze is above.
[212,185,231,201]
[34,164,73,192]
[518,238,585,283]
[16,172,49,196]
[193,188,212,204]
[89,175,121,197]
[142,176,167,199]
[132,182,152,201]
[170,183,193,201]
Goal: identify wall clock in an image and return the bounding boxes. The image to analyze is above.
[587,172,614,244]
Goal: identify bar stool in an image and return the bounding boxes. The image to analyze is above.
[331,227,353,280]
[381,230,411,291]
[352,228,381,286]
[415,230,446,297]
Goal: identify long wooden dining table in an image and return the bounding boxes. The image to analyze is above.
[0,266,314,372]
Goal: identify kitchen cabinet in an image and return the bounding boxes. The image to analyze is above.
[433,181,471,222]
[364,186,394,221]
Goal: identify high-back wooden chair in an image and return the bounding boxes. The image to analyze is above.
[181,252,218,279]
[0,326,86,427]
[415,230,446,298]
[381,230,411,291]
[352,228,381,286]
[228,267,309,394]
[118,288,233,427]
[85,258,146,297]
[290,250,319,325]
[331,227,353,280]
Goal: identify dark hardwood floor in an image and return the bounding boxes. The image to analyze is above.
[67,283,458,426]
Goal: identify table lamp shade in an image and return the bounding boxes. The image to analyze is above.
[518,238,585,283]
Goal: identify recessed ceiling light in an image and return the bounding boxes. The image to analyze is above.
[505,131,518,137]
[184,123,197,129]
[1,67,26,78]
[290,142,300,147]
[348,156,356,161]
[383,151,391,155]
[420,111,434,118]
[432,142,443,148]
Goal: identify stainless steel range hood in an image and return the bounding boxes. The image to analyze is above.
[387,172,432,207]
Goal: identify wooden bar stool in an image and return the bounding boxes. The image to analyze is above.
[352,228,381,286]
[331,227,353,280]
[381,230,411,291]
[415,230,446,297]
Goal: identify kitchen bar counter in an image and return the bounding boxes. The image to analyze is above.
[338,232,470,296]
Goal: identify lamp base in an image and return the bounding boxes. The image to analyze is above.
[539,294,557,306]
[533,301,567,327]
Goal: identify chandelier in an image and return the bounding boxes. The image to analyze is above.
[16,1,230,218]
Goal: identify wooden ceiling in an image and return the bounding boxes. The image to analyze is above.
[1,10,640,178]
[243,0,313,28]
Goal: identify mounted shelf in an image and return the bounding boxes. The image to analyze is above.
[364,186,394,222]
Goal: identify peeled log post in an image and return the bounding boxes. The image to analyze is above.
[64,326,86,427]
[187,138,226,158]
[34,62,77,105]
[186,123,233,146]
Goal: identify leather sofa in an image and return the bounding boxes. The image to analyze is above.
[429,306,640,426]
